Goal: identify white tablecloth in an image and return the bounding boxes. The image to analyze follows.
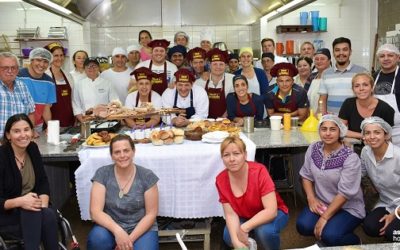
[75,134,256,220]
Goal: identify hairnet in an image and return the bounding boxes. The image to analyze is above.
[318,114,348,138]
[376,43,400,55]
[360,116,392,138]
[29,48,53,63]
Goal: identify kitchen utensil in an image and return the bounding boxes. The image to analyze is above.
[285,40,294,55]
[276,42,284,55]
[243,116,254,133]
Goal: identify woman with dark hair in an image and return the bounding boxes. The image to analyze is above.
[294,56,313,90]
[216,136,288,249]
[226,75,264,126]
[296,115,365,246]
[138,30,153,62]
[0,113,58,250]
[70,49,88,83]
[87,134,159,250]
[44,42,75,127]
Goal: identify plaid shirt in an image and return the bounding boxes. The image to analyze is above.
[0,77,35,136]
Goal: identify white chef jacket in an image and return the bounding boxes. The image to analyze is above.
[161,84,209,123]
[72,76,120,115]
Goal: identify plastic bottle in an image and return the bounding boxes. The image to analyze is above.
[283,113,291,130]
[317,100,324,120]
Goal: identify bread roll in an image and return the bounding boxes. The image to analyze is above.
[152,139,164,146]
[172,128,184,136]
[163,137,174,145]
[174,136,184,144]
[166,130,175,138]
[150,131,160,141]
[159,130,170,140]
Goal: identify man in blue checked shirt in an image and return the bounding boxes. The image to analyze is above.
[0,52,35,140]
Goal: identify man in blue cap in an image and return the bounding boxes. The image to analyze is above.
[168,45,187,69]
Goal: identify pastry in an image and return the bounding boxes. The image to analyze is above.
[171,128,184,136]
[174,136,184,144]
[152,139,164,146]
[163,137,174,145]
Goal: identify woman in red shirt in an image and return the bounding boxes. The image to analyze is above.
[216,137,289,249]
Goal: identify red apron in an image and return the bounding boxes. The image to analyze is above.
[134,93,152,125]
[205,77,226,119]
[49,68,75,127]
[149,61,168,96]
[236,94,256,117]
[272,89,297,113]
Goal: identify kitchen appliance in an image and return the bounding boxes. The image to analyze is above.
[213,42,227,51]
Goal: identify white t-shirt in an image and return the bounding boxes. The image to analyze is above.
[125,90,162,109]
[134,60,177,84]
[69,69,86,84]
[161,84,209,123]
[100,68,131,103]
[245,74,261,95]
[194,73,234,97]
[72,76,120,115]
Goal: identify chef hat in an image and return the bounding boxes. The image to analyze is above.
[84,57,100,67]
[131,67,154,81]
[207,48,228,63]
[29,48,53,63]
[167,45,187,59]
[270,62,298,78]
[187,47,206,61]
[174,31,189,44]
[239,47,253,57]
[44,42,63,52]
[200,28,213,43]
[360,116,392,138]
[376,43,400,55]
[148,39,170,49]
[112,47,127,57]
[318,114,348,138]
[174,68,195,83]
[127,43,140,53]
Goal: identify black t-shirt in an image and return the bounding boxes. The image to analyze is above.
[373,69,400,111]
[339,97,394,132]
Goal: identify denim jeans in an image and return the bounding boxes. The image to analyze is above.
[223,210,288,250]
[296,207,363,246]
[87,224,159,250]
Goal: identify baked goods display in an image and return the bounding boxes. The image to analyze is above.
[150,128,185,146]
[85,131,117,146]
[184,127,205,141]
[186,119,241,137]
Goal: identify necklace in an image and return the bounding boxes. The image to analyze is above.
[14,155,25,170]
[116,167,135,199]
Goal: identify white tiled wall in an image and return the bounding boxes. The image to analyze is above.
[260,0,378,70]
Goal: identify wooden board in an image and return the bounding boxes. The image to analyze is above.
[82,108,186,121]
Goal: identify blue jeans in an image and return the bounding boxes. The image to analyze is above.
[296,207,362,246]
[87,225,159,250]
[223,210,288,250]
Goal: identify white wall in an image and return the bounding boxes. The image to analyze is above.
[260,0,378,70]
[0,2,88,72]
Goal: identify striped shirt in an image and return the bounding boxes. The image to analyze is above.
[0,77,35,136]
[318,63,367,114]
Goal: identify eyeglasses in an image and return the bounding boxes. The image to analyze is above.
[0,66,18,72]
[85,64,99,69]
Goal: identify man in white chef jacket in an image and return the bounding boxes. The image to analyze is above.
[255,38,288,69]
[100,47,131,103]
[72,57,120,123]
[162,68,209,127]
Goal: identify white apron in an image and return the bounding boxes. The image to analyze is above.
[374,66,400,145]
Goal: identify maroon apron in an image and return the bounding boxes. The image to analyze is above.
[205,77,226,119]
[149,61,168,96]
[236,94,256,117]
[134,93,152,125]
[272,89,297,113]
[49,68,75,127]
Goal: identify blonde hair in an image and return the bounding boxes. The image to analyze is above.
[220,136,246,155]
[351,72,374,89]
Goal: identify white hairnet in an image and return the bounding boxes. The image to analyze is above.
[376,43,400,55]
[318,114,348,138]
[29,48,53,63]
[360,116,392,138]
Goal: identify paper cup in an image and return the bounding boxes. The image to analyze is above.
[270,116,282,131]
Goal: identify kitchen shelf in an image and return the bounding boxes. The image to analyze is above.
[276,25,327,34]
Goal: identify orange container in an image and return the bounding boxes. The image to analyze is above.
[276,42,284,55]
[286,40,294,55]
[283,113,291,130]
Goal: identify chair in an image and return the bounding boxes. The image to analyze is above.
[0,210,80,250]
[267,153,297,207]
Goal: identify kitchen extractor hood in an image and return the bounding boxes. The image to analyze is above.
[22,0,314,26]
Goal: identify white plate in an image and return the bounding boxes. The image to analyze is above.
[81,142,109,148]
[201,138,223,144]
[202,131,229,141]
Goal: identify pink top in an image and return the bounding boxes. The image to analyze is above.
[140,47,152,61]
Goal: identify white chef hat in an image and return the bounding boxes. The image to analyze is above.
[361,116,392,138]
[318,114,348,138]
[376,43,400,55]
[200,29,213,44]
[127,43,140,53]
[112,47,127,57]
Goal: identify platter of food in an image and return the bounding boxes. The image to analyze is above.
[150,128,185,146]
[185,118,241,137]
[84,131,117,147]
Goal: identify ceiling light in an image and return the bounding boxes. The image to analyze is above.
[0,0,22,2]
[277,0,304,12]
[37,0,71,14]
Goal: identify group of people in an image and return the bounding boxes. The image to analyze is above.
[0,28,399,249]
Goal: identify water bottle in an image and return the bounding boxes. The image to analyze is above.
[248,237,257,250]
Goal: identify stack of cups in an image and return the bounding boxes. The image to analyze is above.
[47,120,60,145]
[300,12,308,25]
[310,11,320,31]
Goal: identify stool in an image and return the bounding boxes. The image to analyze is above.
[267,153,297,207]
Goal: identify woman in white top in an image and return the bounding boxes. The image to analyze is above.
[124,67,161,128]
[69,50,88,83]
[360,116,400,241]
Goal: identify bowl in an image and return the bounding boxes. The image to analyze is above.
[22,48,33,57]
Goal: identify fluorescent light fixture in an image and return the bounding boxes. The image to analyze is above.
[264,10,278,19]
[37,0,72,14]
[277,0,304,12]
[0,0,22,2]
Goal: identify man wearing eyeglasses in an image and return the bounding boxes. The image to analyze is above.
[0,52,35,138]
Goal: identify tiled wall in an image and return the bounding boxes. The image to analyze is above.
[89,25,254,57]
[261,0,377,70]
